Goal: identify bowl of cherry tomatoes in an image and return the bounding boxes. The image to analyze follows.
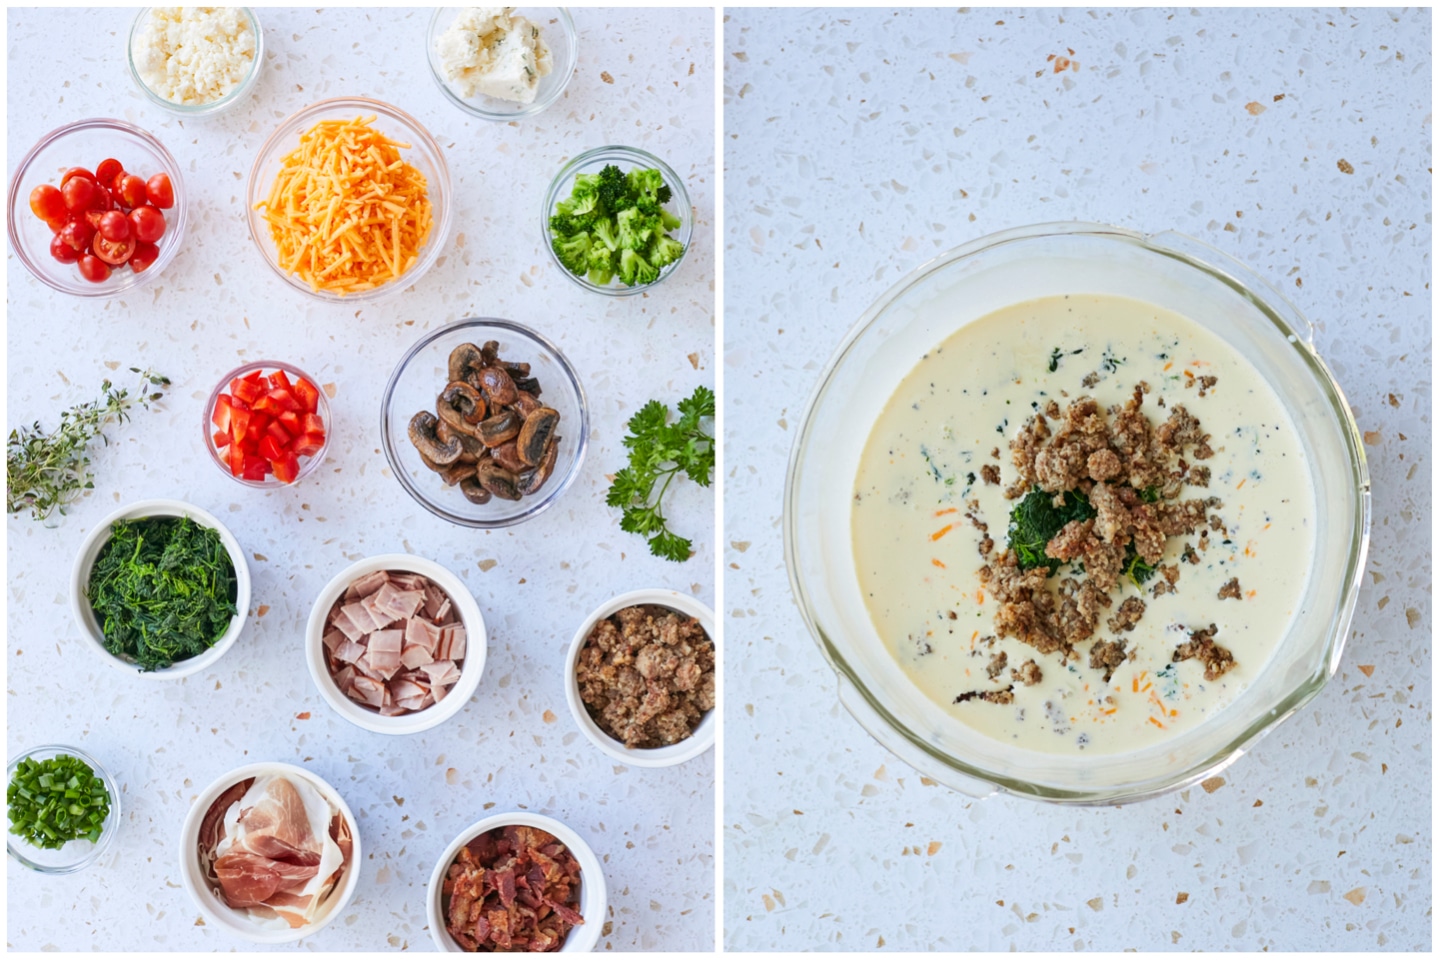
[7,118,184,297]
[205,361,332,488]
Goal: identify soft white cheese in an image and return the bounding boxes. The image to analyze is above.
[436,7,554,105]
[132,7,256,106]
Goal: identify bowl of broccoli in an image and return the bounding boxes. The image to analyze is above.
[543,145,692,295]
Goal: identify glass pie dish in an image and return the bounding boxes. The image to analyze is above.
[783,222,1371,805]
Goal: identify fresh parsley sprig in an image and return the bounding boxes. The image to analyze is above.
[605,386,715,562]
[7,368,169,524]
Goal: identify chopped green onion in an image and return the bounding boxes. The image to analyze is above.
[7,754,111,850]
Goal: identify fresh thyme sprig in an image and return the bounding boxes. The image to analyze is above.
[7,368,169,523]
[605,386,715,562]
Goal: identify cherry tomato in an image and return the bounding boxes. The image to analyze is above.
[59,218,95,253]
[98,210,131,242]
[128,205,165,244]
[61,176,97,214]
[59,167,95,187]
[116,174,148,209]
[29,184,66,225]
[89,185,114,211]
[94,158,123,186]
[128,241,160,273]
[145,172,174,209]
[77,254,111,283]
[92,233,136,265]
[49,234,81,264]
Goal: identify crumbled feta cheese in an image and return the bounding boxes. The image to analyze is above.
[436,7,554,105]
[132,7,256,106]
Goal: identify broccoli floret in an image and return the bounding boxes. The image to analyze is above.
[660,208,682,232]
[655,183,673,205]
[634,193,663,217]
[616,207,654,250]
[585,240,615,282]
[647,233,685,269]
[1006,487,1096,575]
[626,167,666,201]
[592,217,620,252]
[550,210,598,237]
[619,248,660,287]
[596,164,630,214]
[551,232,591,276]
[567,173,601,216]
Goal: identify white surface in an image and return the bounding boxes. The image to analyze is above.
[8,6,714,951]
[723,7,1429,951]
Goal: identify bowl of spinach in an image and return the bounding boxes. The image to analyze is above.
[70,499,250,678]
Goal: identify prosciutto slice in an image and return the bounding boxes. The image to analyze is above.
[199,774,352,930]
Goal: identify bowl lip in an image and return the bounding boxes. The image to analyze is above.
[126,6,265,117]
[425,6,579,121]
[201,359,333,489]
[303,553,488,735]
[244,95,453,304]
[782,220,1374,806]
[379,317,591,529]
[7,117,188,298]
[563,589,716,767]
[69,498,252,680]
[540,144,693,297]
[425,810,606,953]
[6,743,121,874]
[177,760,361,943]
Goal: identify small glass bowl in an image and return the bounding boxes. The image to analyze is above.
[541,145,694,296]
[380,318,589,528]
[202,360,332,489]
[127,7,265,118]
[7,744,120,875]
[7,119,187,298]
[245,97,452,303]
[426,7,578,120]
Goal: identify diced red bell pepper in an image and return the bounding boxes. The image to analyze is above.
[252,394,279,415]
[265,387,302,412]
[301,412,325,437]
[268,370,292,392]
[228,443,246,476]
[242,369,264,385]
[212,430,230,451]
[258,434,286,461]
[242,454,270,481]
[265,420,292,446]
[244,416,267,448]
[228,406,253,446]
[212,394,236,432]
[232,376,264,405]
[277,410,303,436]
[293,377,320,414]
[271,451,300,484]
[293,432,326,457]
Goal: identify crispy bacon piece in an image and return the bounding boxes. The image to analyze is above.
[442,826,584,952]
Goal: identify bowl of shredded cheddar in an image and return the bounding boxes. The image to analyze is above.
[246,97,452,302]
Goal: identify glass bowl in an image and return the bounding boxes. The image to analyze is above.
[541,145,693,296]
[202,360,332,489]
[381,318,589,528]
[7,119,187,298]
[245,97,452,303]
[127,7,264,118]
[7,744,120,875]
[425,6,578,120]
[784,222,1371,805]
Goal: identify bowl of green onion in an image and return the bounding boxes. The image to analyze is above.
[7,744,119,874]
[70,499,251,679]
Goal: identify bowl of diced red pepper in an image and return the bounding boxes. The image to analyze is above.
[205,361,330,487]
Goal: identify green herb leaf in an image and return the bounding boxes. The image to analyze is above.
[605,387,714,562]
[1006,487,1097,574]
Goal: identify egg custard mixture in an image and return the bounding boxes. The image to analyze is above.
[851,294,1314,754]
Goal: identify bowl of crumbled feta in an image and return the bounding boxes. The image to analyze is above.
[426,7,577,120]
[127,7,263,117]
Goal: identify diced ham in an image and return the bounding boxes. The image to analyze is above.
[389,678,428,702]
[374,582,425,621]
[348,675,385,707]
[423,660,462,688]
[432,597,453,624]
[389,573,426,592]
[405,617,441,654]
[436,627,466,661]
[341,600,381,635]
[345,570,390,600]
[422,583,446,619]
[378,701,409,716]
[334,638,368,665]
[401,643,434,669]
[360,591,398,630]
[395,695,428,712]
[331,607,365,642]
[332,664,355,692]
[322,629,345,652]
[364,646,403,681]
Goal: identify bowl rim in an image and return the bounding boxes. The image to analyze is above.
[70,498,251,680]
[782,220,1373,805]
[303,553,488,735]
[201,359,333,489]
[379,317,591,528]
[244,95,453,303]
[7,117,188,298]
[5,743,121,875]
[425,6,579,120]
[425,810,606,953]
[126,6,265,117]
[540,144,693,297]
[177,760,361,943]
[563,589,717,767]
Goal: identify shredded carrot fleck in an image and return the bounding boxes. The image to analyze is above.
[1264,522,1271,530]
[934,507,958,517]
[1148,716,1166,729]
[1237,477,1247,489]
[1246,589,1257,598]
[930,524,954,541]
[1163,361,1174,371]
[931,558,946,569]
[975,589,985,605]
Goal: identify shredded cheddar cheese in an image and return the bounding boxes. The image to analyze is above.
[256,115,433,295]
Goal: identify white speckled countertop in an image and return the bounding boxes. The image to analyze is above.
[7,6,714,952]
[722,7,1429,951]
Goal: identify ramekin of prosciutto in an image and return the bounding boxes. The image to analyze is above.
[179,762,360,943]
[426,812,607,953]
[305,554,487,735]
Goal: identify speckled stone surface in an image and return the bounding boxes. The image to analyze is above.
[723,7,1429,951]
[7,6,714,951]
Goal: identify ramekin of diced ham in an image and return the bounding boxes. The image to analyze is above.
[305,555,486,734]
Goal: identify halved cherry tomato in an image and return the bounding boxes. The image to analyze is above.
[98,210,131,242]
[129,205,165,244]
[292,377,320,414]
[77,254,110,283]
[129,241,160,272]
[93,233,136,265]
[59,218,95,253]
[146,173,174,209]
[116,174,148,209]
[29,184,66,225]
[60,167,95,187]
[61,176,97,213]
[50,234,81,264]
[95,159,123,186]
